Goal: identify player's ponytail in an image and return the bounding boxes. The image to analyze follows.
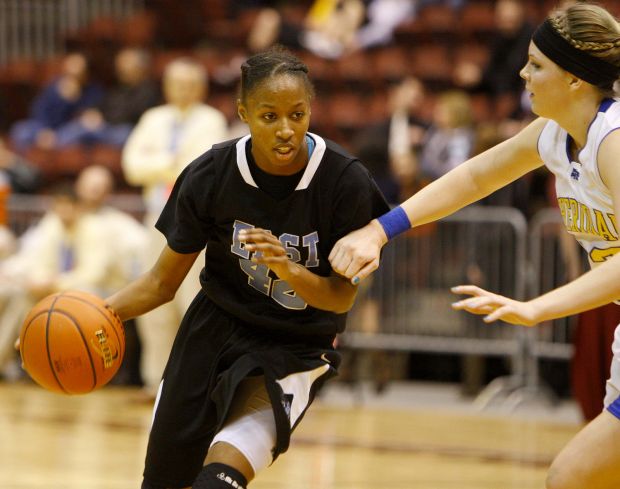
[550,3,620,95]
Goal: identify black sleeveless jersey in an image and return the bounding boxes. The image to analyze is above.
[156,133,389,336]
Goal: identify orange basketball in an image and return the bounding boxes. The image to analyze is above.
[19,290,125,395]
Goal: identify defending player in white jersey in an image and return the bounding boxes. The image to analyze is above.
[329,4,620,488]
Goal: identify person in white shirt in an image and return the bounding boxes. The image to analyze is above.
[0,183,113,377]
[122,57,228,398]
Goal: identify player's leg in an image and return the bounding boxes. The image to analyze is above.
[193,375,276,488]
[547,336,620,489]
[141,297,241,489]
[191,450,252,489]
[546,409,620,489]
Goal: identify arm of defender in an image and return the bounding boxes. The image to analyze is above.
[453,130,620,325]
[329,117,547,282]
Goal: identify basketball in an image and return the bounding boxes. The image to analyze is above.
[19,290,125,395]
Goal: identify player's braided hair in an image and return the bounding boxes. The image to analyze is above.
[550,3,620,67]
[239,45,315,102]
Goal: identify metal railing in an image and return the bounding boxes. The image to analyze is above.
[342,205,578,410]
[0,0,145,66]
[344,205,528,354]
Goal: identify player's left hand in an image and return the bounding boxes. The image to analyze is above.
[238,228,293,279]
[451,285,539,326]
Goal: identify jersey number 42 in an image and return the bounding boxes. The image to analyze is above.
[231,220,320,310]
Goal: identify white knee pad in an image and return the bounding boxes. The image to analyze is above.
[210,376,277,474]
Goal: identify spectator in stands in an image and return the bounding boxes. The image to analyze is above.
[348,77,432,392]
[0,225,15,262]
[453,0,533,117]
[0,169,13,263]
[0,182,115,378]
[301,0,367,59]
[9,52,103,151]
[248,0,416,56]
[246,1,308,54]
[0,138,42,194]
[354,76,430,203]
[122,57,228,399]
[300,0,465,59]
[419,90,475,181]
[354,0,416,51]
[75,165,148,386]
[75,165,148,295]
[51,48,160,148]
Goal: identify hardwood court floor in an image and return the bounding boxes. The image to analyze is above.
[0,382,580,489]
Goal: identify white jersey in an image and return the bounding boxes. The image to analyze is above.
[538,98,620,268]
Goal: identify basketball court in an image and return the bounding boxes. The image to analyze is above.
[0,380,581,489]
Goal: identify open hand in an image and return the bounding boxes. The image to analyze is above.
[451,285,539,326]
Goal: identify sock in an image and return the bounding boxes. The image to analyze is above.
[192,463,248,489]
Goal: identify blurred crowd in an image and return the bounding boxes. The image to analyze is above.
[0,0,579,400]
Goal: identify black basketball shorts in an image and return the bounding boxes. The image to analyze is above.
[142,290,341,488]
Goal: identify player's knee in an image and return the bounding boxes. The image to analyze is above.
[192,463,248,488]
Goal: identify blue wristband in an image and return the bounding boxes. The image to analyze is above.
[377,206,411,240]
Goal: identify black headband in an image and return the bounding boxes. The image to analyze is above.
[532,18,620,90]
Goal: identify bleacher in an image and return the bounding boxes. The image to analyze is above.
[2,0,620,188]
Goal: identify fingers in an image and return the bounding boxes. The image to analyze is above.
[350,259,379,285]
[450,285,487,297]
[238,228,280,246]
[327,240,341,264]
[239,229,286,258]
[14,337,20,351]
[245,243,288,263]
[253,254,289,265]
[483,306,535,326]
[330,246,375,280]
[451,295,499,315]
[483,306,509,323]
[328,242,352,276]
[452,296,533,326]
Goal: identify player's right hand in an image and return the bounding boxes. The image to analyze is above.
[451,285,540,326]
[329,219,387,284]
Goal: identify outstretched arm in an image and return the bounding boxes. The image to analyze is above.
[452,250,620,325]
[453,129,620,325]
[329,117,547,283]
[240,228,357,314]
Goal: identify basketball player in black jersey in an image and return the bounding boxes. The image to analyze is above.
[105,47,389,489]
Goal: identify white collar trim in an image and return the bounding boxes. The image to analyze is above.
[235,132,326,190]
